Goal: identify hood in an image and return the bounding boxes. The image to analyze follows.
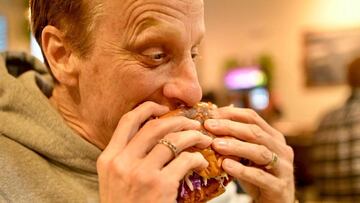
[0,51,101,174]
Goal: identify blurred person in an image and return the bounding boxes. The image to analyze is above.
[312,57,360,202]
[0,0,295,202]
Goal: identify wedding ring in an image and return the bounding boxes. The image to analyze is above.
[158,139,178,157]
[265,152,278,170]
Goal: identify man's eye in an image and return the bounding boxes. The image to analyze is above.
[149,53,167,61]
[191,53,199,60]
[191,46,200,61]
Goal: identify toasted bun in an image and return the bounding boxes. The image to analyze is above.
[160,102,232,203]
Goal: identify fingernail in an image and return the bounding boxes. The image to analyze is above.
[215,138,227,147]
[193,120,201,126]
[206,119,218,128]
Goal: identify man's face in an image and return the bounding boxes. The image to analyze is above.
[76,0,205,146]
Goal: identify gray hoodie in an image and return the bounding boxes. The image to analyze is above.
[0,52,101,203]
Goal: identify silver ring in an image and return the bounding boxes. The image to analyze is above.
[265,152,278,170]
[158,139,178,157]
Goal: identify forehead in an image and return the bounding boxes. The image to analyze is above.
[109,0,204,14]
[103,0,204,29]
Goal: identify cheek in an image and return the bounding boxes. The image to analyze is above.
[98,67,166,130]
[78,50,170,128]
[92,62,166,111]
[117,68,164,104]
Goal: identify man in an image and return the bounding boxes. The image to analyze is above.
[312,57,360,202]
[0,0,295,202]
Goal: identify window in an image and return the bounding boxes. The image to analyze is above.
[0,15,7,51]
[30,34,44,62]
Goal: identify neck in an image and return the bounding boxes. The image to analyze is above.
[50,84,107,150]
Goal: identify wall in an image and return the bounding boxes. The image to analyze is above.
[0,0,28,52]
[2,0,360,130]
[202,0,360,129]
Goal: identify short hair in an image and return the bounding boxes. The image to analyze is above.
[347,57,360,87]
[29,0,103,63]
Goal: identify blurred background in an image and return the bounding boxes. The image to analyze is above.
[2,0,360,202]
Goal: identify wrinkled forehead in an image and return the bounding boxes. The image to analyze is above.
[103,0,204,29]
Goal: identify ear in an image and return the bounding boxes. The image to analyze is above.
[41,25,79,86]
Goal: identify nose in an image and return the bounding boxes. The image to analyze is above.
[163,58,202,107]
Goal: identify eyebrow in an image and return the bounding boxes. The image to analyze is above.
[128,19,181,49]
[128,17,204,51]
[135,18,161,36]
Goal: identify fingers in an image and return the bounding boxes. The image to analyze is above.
[206,119,294,173]
[211,107,285,142]
[204,119,281,153]
[222,158,285,194]
[122,116,201,158]
[206,107,296,202]
[161,151,208,181]
[216,138,294,177]
[103,102,169,158]
[144,130,213,169]
[212,138,273,166]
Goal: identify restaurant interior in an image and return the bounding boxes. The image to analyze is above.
[1,0,360,202]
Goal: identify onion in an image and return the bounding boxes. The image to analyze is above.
[185,173,194,191]
[203,177,208,186]
[190,176,202,190]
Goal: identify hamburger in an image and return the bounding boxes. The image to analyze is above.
[160,102,233,203]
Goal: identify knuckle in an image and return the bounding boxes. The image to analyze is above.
[193,151,206,161]
[249,124,263,139]
[144,119,162,129]
[258,145,268,153]
[182,118,201,129]
[180,151,195,160]
[186,131,203,144]
[193,131,208,141]
[231,141,242,154]
[180,151,205,166]
[121,111,136,122]
[142,101,159,109]
[259,145,271,162]
[275,131,285,139]
[178,151,192,160]
[97,155,121,176]
[96,155,109,170]
[253,168,266,179]
[163,132,179,144]
[247,146,257,157]
[245,108,258,123]
[284,146,295,162]
[100,158,129,180]
[222,120,237,135]
[110,159,128,175]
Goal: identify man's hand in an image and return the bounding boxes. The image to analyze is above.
[204,107,295,203]
[96,102,212,203]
